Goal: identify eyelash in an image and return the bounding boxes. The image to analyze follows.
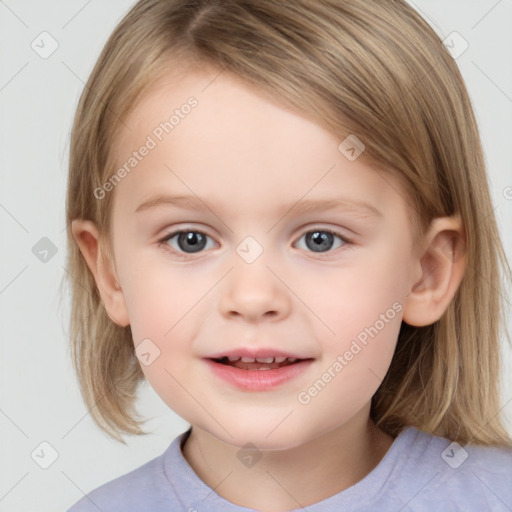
[157,227,353,259]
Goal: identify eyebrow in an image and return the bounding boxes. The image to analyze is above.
[134,194,382,218]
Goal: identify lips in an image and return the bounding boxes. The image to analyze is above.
[204,348,311,371]
[204,357,314,391]
[213,356,303,370]
[206,348,308,360]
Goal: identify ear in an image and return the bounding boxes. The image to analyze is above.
[71,219,130,327]
[402,215,467,327]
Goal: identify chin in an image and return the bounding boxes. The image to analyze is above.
[207,421,311,451]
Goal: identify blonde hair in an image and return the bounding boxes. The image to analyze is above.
[63,0,512,445]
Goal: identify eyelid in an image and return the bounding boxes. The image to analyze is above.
[156,225,353,244]
[157,224,354,259]
[298,225,353,243]
[291,225,353,258]
[157,227,217,258]
[159,227,210,239]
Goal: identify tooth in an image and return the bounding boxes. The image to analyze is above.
[227,356,240,362]
[256,357,274,363]
[241,357,256,363]
[274,357,287,363]
[287,357,297,363]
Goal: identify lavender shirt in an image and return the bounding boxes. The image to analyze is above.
[67,425,512,511]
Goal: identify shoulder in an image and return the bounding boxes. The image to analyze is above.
[387,426,512,511]
[66,434,186,512]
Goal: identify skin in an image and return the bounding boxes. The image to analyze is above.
[72,64,467,511]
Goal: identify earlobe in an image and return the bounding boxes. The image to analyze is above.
[402,216,467,327]
[71,219,130,327]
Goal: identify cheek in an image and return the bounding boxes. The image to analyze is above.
[303,305,402,417]
[295,248,407,397]
[119,253,203,339]
[117,256,206,388]
[295,250,406,341]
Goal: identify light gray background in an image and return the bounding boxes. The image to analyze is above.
[0,1,511,510]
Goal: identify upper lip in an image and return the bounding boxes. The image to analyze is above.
[205,348,312,360]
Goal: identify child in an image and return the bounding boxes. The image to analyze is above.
[64,0,512,510]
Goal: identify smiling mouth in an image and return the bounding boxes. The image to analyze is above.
[211,356,309,371]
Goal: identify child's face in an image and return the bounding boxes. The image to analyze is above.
[107,65,420,449]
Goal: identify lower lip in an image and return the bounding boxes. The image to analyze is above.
[204,359,313,391]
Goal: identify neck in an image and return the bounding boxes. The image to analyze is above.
[181,408,394,511]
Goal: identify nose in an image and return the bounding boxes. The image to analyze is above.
[218,257,291,323]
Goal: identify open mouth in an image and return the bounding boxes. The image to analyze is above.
[211,356,309,371]
[205,355,315,390]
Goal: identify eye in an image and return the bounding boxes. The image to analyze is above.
[158,227,351,258]
[159,230,216,256]
[294,228,349,254]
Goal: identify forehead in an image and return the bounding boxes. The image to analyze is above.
[110,66,408,222]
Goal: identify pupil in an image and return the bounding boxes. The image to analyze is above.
[307,231,333,252]
[179,232,206,253]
